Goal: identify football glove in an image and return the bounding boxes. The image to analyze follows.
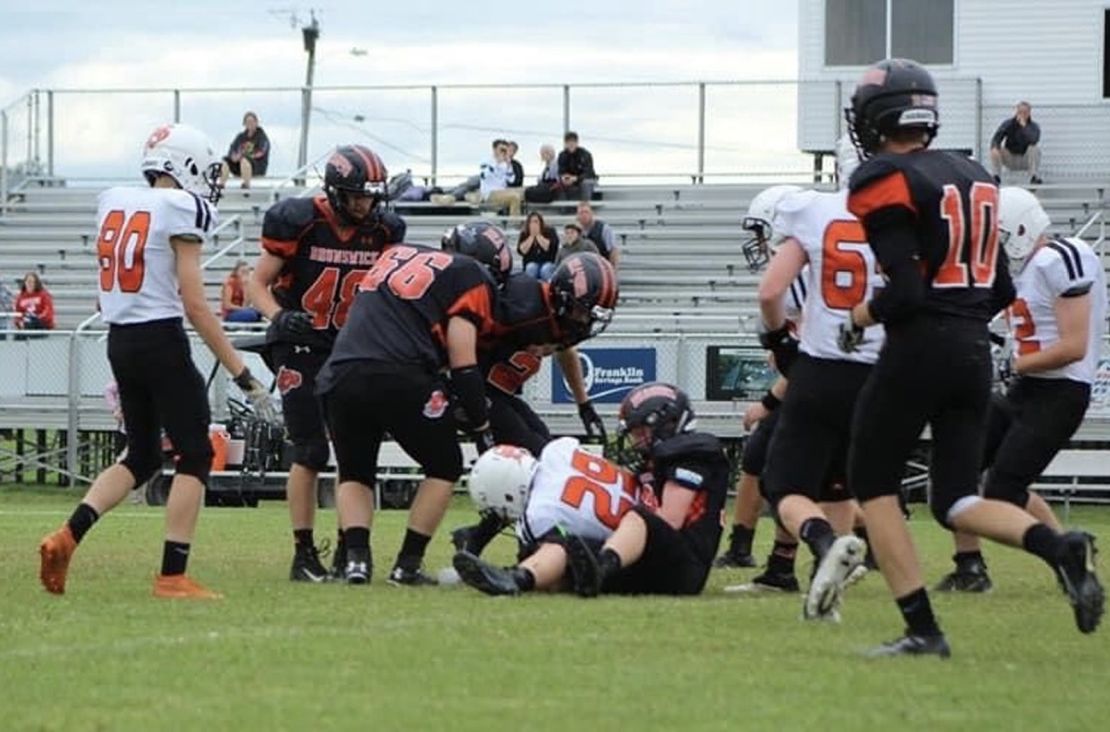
[837,322,865,354]
[758,325,799,376]
[271,309,315,341]
[577,400,607,443]
[234,367,278,424]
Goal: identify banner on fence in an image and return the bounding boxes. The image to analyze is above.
[704,345,775,401]
[552,348,656,404]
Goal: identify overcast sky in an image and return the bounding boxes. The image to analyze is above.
[0,1,804,179]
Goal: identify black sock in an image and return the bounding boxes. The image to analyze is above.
[345,527,370,551]
[598,548,622,580]
[470,512,507,553]
[66,503,100,544]
[397,529,431,567]
[896,587,942,637]
[767,541,798,575]
[293,528,315,551]
[729,524,755,556]
[512,567,536,592]
[161,541,190,576]
[1022,523,1063,570]
[953,550,984,567]
[798,517,835,559]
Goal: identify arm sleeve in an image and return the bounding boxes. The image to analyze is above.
[859,207,926,324]
[253,130,270,159]
[164,191,216,242]
[582,150,596,179]
[990,119,1010,148]
[557,151,570,176]
[663,459,709,493]
[602,223,616,251]
[447,282,496,333]
[227,132,244,158]
[1026,121,1041,146]
[41,291,55,329]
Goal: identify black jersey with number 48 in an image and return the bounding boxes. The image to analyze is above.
[848,150,1014,322]
[260,194,405,338]
[318,243,498,390]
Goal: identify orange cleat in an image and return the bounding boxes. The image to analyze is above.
[152,574,223,600]
[39,524,77,595]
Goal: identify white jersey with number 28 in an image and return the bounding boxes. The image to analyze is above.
[96,186,217,325]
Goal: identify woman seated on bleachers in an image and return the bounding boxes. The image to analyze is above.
[14,272,54,332]
[221,261,262,323]
[518,212,559,281]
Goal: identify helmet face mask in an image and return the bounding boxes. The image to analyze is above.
[740,218,771,271]
[741,185,803,271]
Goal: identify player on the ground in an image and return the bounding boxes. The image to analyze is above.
[756,173,886,621]
[562,383,730,597]
[249,144,404,583]
[842,58,1103,656]
[937,187,1108,592]
[39,123,273,599]
[717,185,803,569]
[451,439,655,595]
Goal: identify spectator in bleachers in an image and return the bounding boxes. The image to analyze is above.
[431,139,502,205]
[14,272,54,331]
[221,261,262,323]
[990,101,1042,184]
[518,212,559,280]
[507,141,525,191]
[576,202,620,270]
[525,144,563,204]
[556,222,599,264]
[219,111,270,190]
[480,139,523,216]
[558,131,598,201]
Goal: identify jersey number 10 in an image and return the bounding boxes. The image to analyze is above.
[936,182,1000,289]
[96,210,151,293]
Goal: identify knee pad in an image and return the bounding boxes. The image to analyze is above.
[932,493,982,531]
[121,450,162,489]
[175,443,214,485]
[292,437,330,472]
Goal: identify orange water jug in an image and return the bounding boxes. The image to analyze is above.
[209,424,229,472]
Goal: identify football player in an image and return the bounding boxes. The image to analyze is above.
[39,123,273,599]
[249,144,405,583]
[563,383,730,597]
[842,58,1103,656]
[937,188,1107,593]
[451,440,654,596]
[717,185,804,572]
[755,165,886,621]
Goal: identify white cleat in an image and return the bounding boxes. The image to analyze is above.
[804,535,866,622]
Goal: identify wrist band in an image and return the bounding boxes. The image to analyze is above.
[760,391,781,411]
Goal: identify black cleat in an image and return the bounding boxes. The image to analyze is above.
[344,559,371,585]
[290,544,331,583]
[713,548,758,569]
[450,511,509,555]
[723,569,800,594]
[1055,532,1105,634]
[563,534,603,598]
[866,631,951,659]
[387,564,439,587]
[452,551,521,596]
[934,557,993,593]
[329,537,347,581]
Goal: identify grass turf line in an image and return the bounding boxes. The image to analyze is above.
[0,490,1107,731]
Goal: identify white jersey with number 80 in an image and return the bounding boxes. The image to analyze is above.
[95,186,217,325]
[773,189,884,363]
[517,437,650,546]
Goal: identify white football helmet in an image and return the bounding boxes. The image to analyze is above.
[835,133,860,190]
[741,184,803,270]
[998,186,1051,268]
[141,123,222,203]
[467,444,538,521]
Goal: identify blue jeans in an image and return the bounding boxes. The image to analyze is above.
[225,308,262,323]
[524,262,556,281]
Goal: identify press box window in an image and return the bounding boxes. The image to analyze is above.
[825,0,955,67]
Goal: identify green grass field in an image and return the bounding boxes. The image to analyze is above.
[1,486,1107,731]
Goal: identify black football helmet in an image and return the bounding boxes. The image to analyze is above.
[441,221,513,287]
[845,58,939,158]
[324,144,388,224]
[614,382,696,473]
[548,252,618,346]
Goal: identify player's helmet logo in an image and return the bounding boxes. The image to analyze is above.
[275,366,304,395]
[423,389,449,419]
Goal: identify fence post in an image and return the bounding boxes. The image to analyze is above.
[430,85,438,186]
[173,89,181,123]
[696,82,706,184]
[26,94,33,167]
[563,85,570,135]
[46,90,54,177]
[1,110,8,217]
[32,90,40,171]
[834,80,843,139]
[66,331,81,480]
[975,77,983,161]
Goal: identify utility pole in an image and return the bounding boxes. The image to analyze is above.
[296,10,320,176]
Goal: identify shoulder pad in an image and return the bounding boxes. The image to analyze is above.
[1040,237,1095,296]
[847,156,915,219]
[263,197,316,238]
[375,211,407,244]
[652,432,725,463]
[161,188,216,239]
[776,188,818,216]
[848,156,902,193]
